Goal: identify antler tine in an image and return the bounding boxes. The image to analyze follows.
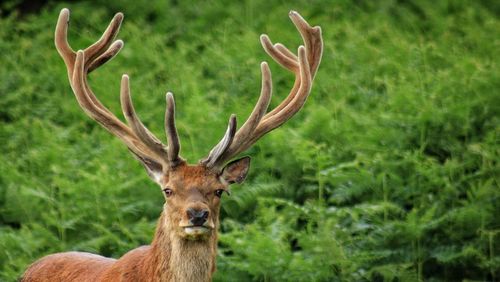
[260,35,299,71]
[165,92,182,166]
[201,115,237,168]
[289,11,323,78]
[201,11,322,170]
[88,40,124,73]
[55,9,75,74]
[84,12,124,64]
[274,43,298,61]
[230,63,272,145]
[120,75,171,164]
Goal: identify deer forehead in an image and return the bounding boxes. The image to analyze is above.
[162,164,223,190]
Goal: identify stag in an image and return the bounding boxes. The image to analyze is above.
[22,8,322,282]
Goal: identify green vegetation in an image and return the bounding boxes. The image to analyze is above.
[1,0,499,281]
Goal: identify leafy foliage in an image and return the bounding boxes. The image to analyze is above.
[0,0,499,281]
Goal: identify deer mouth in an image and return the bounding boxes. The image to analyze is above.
[183,226,212,236]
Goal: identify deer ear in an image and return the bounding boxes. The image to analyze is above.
[220,157,251,185]
[129,150,164,185]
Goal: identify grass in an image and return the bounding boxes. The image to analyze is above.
[0,0,499,281]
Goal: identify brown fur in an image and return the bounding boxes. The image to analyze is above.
[21,164,232,282]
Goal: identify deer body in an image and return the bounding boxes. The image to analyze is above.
[23,218,215,282]
[22,8,322,282]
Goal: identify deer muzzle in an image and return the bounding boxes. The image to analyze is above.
[182,207,212,237]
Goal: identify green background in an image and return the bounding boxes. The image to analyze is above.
[0,0,498,281]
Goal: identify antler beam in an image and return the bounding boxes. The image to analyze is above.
[201,11,323,170]
[55,9,183,171]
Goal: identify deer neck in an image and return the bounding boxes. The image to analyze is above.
[148,211,217,282]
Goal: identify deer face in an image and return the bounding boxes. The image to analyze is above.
[158,158,250,240]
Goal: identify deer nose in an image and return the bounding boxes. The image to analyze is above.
[186,208,209,226]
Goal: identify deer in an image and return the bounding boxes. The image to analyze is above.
[21,8,322,282]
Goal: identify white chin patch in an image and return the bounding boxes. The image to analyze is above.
[184,226,210,236]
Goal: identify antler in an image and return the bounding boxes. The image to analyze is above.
[200,11,323,170]
[55,9,183,173]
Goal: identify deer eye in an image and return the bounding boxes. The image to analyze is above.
[214,189,225,198]
[163,188,173,197]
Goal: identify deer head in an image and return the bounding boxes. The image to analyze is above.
[54,8,322,242]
